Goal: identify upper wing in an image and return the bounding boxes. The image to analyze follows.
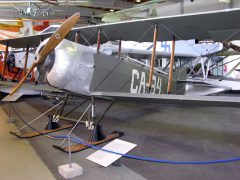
[74,8,240,44]
[91,91,240,108]
[0,32,53,48]
[0,9,240,48]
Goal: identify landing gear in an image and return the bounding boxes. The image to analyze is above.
[88,96,106,142]
[90,124,106,142]
[45,115,60,130]
[9,94,74,138]
[53,96,123,153]
[8,94,123,152]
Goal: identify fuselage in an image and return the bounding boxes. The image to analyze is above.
[46,39,186,95]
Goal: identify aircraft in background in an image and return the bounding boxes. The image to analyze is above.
[0,24,65,97]
[1,9,240,151]
[186,40,240,91]
[100,0,166,23]
[0,21,65,84]
[100,39,222,59]
[0,47,63,95]
[0,18,65,40]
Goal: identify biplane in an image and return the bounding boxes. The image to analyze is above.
[2,9,240,152]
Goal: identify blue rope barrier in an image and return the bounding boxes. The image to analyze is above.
[53,135,240,165]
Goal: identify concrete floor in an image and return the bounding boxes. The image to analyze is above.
[1,93,240,180]
[0,104,55,180]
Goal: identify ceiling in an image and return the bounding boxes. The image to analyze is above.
[0,0,147,20]
[0,0,183,23]
[0,0,236,24]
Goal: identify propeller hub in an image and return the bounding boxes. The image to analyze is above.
[55,33,61,40]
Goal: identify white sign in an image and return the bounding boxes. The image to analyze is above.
[87,139,137,167]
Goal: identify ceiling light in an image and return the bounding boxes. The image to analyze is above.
[218,0,230,3]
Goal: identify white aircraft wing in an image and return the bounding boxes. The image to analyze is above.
[120,48,198,58]
[0,9,240,48]
[101,45,198,58]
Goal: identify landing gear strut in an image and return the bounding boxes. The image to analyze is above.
[54,96,123,153]
[9,94,74,138]
[45,115,60,130]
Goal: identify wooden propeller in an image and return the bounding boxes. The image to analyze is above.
[9,12,80,96]
[223,41,240,52]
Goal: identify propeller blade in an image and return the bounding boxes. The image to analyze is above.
[9,12,80,96]
[223,41,240,52]
[229,42,240,52]
[9,63,36,95]
[36,12,80,65]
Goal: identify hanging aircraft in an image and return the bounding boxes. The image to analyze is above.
[0,18,64,38]
[100,0,166,23]
[2,9,240,152]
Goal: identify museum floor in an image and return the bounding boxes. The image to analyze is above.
[1,93,240,180]
[0,106,55,180]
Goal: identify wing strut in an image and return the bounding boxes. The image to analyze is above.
[118,39,122,59]
[225,61,240,78]
[167,35,175,94]
[148,24,158,92]
[1,41,9,79]
[23,46,29,76]
[75,32,79,43]
[96,29,101,54]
